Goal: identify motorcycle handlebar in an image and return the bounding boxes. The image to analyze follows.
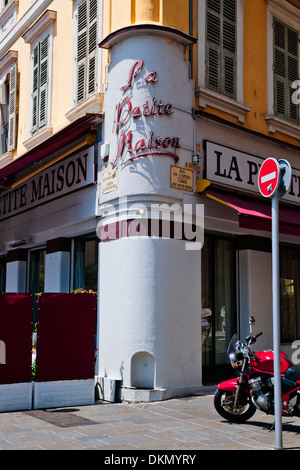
[245,332,263,344]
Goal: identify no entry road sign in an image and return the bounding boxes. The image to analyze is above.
[258,158,280,198]
[257,156,292,450]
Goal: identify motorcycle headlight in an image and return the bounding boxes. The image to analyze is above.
[229,351,243,368]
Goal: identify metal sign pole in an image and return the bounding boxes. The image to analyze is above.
[272,191,282,450]
[259,158,291,451]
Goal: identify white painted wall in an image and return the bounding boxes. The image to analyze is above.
[98,237,202,396]
[6,260,27,292]
[44,251,70,292]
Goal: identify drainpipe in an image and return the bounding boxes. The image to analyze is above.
[189,0,193,78]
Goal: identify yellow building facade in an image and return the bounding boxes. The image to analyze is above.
[0,1,298,168]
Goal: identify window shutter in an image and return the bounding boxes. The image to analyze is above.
[77,0,88,102]
[207,9,221,91]
[274,18,299,123]
[223,0,236,97]
[206,0,236,99]
[31,44,39,134]
[87,0,98,96]
[38,36,49,129]
[76,0,98,103]
[8,61,17,151]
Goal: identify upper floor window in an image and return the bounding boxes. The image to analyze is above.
[76,0,98,104]
[206,0,237,100]
[0,50,17,157]
[273,18,299,124]
[265,0,300,138]
[23,10,56,144]
[31,36,49,134]
[197,0,249,123]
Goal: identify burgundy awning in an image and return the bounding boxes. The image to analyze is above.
[0,113,102,188]
[206,189,300,237]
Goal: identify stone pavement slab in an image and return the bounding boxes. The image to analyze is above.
[0,387,299,451]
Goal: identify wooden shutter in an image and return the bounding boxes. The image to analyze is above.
[87,0,97,96]
[223,0,236,98]
[207,2,221,92]
[274,18,299,123]
[77,0,97,103]
[31,43,39,134]
[206,0,236,99]
[77,0,88,102]
[38,36,49,129]
[8,61,17,151]
[31,37,49,134]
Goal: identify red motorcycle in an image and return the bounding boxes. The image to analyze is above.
[214,317,300,423]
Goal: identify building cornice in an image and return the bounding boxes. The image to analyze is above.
[99,24,197,49]
[0,48,17,74]
[22,9,56,44]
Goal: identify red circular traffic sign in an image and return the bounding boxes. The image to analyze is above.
[258,158,280,198]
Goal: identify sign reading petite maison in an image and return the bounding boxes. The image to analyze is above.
[205,141,300,205]
[0,148,94,221]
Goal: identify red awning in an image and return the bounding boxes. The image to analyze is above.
[0,113,102,188]
[206,189,300,237]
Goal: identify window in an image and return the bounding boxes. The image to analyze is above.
[273,18,299,123]
[31,36,49,134]
[22,10,56,142]
[73,237,98,291]
[201,234,237,383]
[280,245,300,342]
[0,256,6,292]
[28,248,46,324]
[76,0,98,104]
[197,0,249,122]
[0,51,17,157]
[206,0,237,99]
[265,1,300,138]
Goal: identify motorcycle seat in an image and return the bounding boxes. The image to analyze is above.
[285,365,300,383]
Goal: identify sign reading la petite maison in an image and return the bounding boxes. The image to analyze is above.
[0,148,94,221]
[112,60,180,166]
[205,141,300,205]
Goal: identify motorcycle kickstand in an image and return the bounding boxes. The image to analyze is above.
[267,421,275,431]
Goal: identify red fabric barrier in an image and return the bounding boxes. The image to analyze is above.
[36,293,97,382]
[0,294,33,384]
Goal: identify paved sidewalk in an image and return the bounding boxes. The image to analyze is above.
[0,386,299,451]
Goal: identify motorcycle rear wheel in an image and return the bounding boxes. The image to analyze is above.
[214,388,256,423]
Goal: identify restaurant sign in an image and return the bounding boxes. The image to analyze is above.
[205,141,300,205]
[0,148,94,221]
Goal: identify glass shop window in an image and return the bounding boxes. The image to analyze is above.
[0,256,6,292]
[73,237,98,292]
[28,248,46,325]
[280,245,300,342]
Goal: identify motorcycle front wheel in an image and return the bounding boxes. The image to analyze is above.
[214,388,256,423]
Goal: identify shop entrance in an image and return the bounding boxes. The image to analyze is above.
[202,234,237,383]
